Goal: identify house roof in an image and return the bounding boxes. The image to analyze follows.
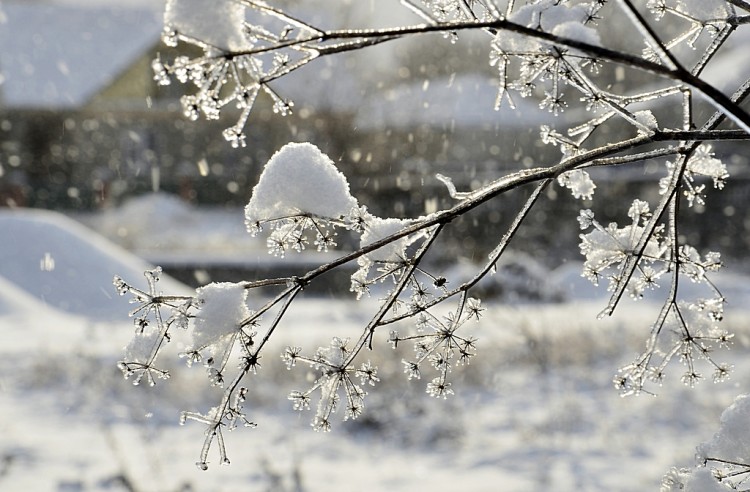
[0,3,162,109]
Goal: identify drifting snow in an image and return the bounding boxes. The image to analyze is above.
[245,143,359,225]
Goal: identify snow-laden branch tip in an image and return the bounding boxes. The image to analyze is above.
[164,0,251,52]
[245,142,359,226]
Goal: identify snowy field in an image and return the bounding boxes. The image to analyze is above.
[3,205,750,491]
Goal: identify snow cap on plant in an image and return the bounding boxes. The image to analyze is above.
[164,0,251,52]
[245,142,359,227]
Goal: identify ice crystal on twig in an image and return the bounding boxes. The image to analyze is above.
[284,337,379,430]
[391,296,481,398]
[114,267,193,386]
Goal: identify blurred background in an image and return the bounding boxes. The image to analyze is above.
[3,1,750,491]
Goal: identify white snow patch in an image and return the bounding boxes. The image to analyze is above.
[164,0,251,52]
[245,142,359,224]
[191,282,250,352]
[697,394,750,465]
[359,216,412,264]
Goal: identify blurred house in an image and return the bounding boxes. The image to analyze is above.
[1,2,749,259]
[0,3,161,208]
[0,3,292,210]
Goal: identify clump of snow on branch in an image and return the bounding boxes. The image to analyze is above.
[244,143,430,273]
[558,169,596,200]
[359,217,414,264]
[190,282,251,359]
[663,395,750,491]
[634,110,658,135]
[698,395,750,471]
[244,143,370,258]
[164,0,251,52]
[494,0,601,53]
[245,143,358,224]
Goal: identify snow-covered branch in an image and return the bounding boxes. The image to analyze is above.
[112,0,750,479]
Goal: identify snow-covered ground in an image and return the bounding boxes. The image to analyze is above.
[2,205,750,491]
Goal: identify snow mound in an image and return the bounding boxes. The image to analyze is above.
[0,274,57,317]
[0,208,189,321]
[89,192,263,258]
